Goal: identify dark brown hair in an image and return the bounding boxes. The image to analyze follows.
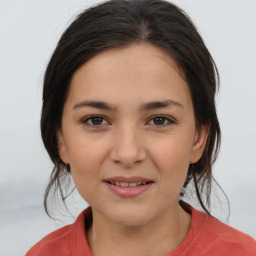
[41,0,223,217]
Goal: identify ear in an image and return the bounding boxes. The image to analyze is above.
[57,130,69,164]
[190,123,210,164]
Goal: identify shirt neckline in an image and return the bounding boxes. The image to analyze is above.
[69,204,208,256]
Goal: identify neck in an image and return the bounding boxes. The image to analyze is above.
[87,203,191,256]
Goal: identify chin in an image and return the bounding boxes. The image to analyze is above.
[105,205,153,227]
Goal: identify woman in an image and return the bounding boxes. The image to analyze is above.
[26,0,255,255]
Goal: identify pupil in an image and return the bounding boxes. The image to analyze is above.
[154,117,164,125]
[92,117,103,125]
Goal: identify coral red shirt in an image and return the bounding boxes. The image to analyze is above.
[26,206,256,256]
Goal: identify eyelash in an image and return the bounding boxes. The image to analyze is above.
[80,115,176,128]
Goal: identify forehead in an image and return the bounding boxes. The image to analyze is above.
[67,44,191,109]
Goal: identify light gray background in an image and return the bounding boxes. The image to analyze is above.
[0,0,255,255]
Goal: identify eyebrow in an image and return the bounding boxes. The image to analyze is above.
[72,99,184,111]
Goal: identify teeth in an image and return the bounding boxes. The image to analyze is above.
[109,181,148,186]
[120,182,128,187]
[129,183,137,187]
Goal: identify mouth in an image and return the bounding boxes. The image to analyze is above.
[104,176,154,186]
[105,181,153,187]
[103,176,154,197]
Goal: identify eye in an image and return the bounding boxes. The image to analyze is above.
[148,115,175,127]
[81,115,110,127]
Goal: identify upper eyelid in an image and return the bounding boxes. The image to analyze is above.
[81,115,110,124]
[148,116,175,124]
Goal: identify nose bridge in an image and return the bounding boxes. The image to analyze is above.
[110,121,146,168]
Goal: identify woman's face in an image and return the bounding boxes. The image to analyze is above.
[58,44,208,226]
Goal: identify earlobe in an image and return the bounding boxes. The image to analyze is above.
[57,130,69,164]
[190,123,210,164]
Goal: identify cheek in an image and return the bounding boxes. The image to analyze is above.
[150,141,191,201]
[149,131,194,187]
[65,135,105,182]
[66,131,106,164]
[66,138,105,203]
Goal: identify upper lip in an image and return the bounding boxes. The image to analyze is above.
[104,176,153,183]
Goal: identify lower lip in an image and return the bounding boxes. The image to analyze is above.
[104,182,153,198]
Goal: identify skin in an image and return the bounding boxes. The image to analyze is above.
[57,44,209,256]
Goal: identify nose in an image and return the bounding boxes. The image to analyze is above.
[109,124,147,168]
